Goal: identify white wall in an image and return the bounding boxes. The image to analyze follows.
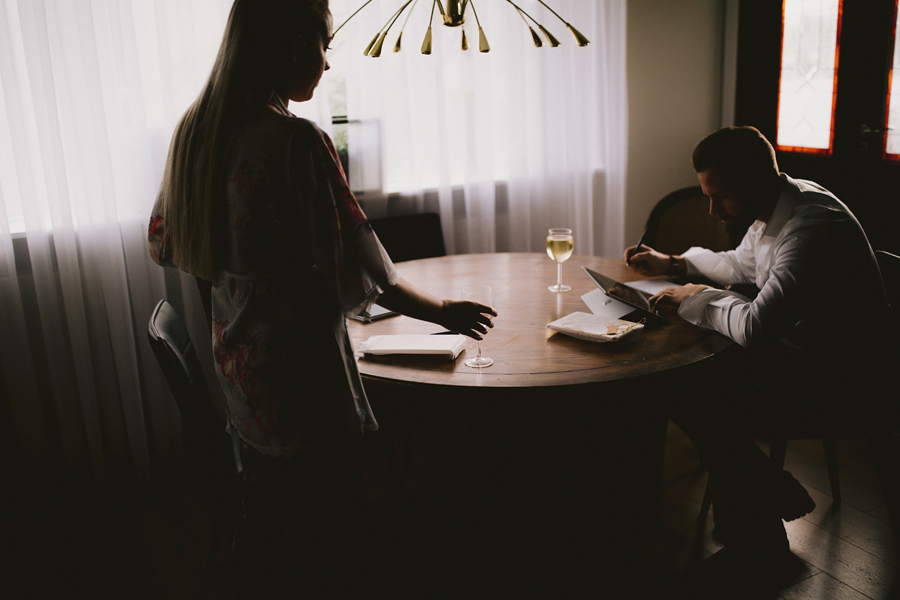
[625,0,726,248]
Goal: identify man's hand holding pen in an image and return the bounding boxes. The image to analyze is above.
[625,228,648,266]
[624,245,674,276]
[624,235,709,308]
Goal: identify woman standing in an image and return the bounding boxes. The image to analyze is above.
[148,0,494,592]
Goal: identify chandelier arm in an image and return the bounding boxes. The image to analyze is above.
[505,0,541,27]
[429,0,439,25]
[507,2,542,47]
[370,0,417,56]
[514,7,529,26]
[386,0,417,32]
[333,0,376,37]
[466,0,481,26]
[399,0,421,34]
[535,0,568,25]
[465,0,490,51]
[371,0,415,41]
[536,0,590,46]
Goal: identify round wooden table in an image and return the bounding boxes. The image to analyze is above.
[348,254,735,584]
[350,253,732,389]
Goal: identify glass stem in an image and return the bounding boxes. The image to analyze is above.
[476,340,482,359]
[557,262,563,289]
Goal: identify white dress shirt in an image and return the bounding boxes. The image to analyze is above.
[678,174,884,351]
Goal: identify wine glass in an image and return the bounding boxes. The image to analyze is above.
[546,228,574,292]
[461,285,494,368]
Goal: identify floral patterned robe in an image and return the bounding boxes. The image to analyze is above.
[149,98,397,457]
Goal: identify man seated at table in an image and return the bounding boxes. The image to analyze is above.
[625,127,886,572]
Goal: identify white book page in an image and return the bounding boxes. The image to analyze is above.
[623,279,682,296]
[580,288,632,320]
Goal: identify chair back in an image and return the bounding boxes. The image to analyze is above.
[148,299,230,479]
[874,251,900,423]
[369,212,446,263]
[644,187,740,255]
[875,251,900,357]
[877,250,900,309]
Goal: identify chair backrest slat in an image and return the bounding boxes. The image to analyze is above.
[148,299,230,479]
[369,212,446,263]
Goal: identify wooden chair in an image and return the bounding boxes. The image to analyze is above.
[369,212,446,263]
[147,299,242,577]
[644,186,740,255]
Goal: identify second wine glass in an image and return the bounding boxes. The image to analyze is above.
[547,228,574,292]
[461,285,493,368]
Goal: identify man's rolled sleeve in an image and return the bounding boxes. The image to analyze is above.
[682,243,758,286]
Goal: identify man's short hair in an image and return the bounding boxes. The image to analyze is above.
[692,126,779,191]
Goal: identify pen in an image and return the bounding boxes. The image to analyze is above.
[627,228,648,265]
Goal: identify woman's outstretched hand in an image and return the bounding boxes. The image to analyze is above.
[438,300,497,340]
[375,278,497,339]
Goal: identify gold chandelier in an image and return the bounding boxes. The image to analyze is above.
[333,0,590,57]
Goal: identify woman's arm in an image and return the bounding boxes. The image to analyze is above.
[376,278,497,340]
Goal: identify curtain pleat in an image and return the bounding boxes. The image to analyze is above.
[0,0,237,484]
[0,2,49,470]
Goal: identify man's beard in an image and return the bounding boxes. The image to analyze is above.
[722,201,762,237]
[724,216,754,237]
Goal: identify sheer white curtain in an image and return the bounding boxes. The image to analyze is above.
[0,0,336,483]
[336,0,627,257]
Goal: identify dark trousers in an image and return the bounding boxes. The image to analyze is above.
[664,343,873,533]
[231,435,369,596]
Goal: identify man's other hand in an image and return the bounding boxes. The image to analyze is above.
[649,284,710,309]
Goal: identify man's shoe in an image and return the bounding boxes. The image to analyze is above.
[776,470,816,521]
[674,521,800,599]
[712,470,814,543]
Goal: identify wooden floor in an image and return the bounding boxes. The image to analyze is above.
[9,422,897,599]
[656,421,899,600]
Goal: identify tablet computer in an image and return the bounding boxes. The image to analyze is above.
[350,303,399,324]
[582,266,670,328]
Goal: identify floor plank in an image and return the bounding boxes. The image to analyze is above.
[779,571,875,600]
[783,444,886,513]
[799,484,898,566]
[869,504,894,526]
[785,517,897,599]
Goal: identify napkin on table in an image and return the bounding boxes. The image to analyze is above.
[547,311,644,343]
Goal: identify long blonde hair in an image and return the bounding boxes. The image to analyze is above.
[158,0,330,281]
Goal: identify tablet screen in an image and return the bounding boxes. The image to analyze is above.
[582,267,651,311]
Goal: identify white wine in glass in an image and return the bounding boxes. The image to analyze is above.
[461,285,493,368]
[547,228,574,292]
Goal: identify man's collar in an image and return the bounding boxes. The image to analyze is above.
[761,174,796,238]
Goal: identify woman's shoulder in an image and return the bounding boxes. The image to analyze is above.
[256,110,325,140]
[235,113,326,161]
